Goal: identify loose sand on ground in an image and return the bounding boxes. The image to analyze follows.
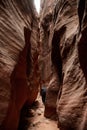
[27,95,59,130]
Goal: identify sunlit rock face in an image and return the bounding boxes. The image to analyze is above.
[0,0,39,129]
[40,0,87,129]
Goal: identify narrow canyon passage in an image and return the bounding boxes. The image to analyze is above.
[18,94,58,130]
[0,0,87,130]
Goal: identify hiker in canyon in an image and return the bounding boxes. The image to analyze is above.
[40,86,47,104]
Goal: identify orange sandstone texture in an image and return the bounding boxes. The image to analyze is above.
[40,0,87,130]
[0,0,40,129]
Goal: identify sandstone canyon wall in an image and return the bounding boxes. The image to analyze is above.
[40,0,58,118]
[40,0,87,130]
[0,0,40,129]
[1,0,87,130]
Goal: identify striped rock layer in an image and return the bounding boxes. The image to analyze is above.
[0,0,40,129]
[40,0,87,130]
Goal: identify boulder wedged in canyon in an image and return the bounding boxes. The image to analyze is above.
[0,0,40,129]
[40,0,87,129]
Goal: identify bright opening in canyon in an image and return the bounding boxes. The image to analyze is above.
[34,0,40,14]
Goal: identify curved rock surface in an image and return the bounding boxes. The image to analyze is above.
[40,0,87,129]
[0,0,40,129]
[1,0,87,130]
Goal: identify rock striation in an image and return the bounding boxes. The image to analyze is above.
[0,0,40,129]
[1,0,87,129]
[40,0,87,129]
[40,0,58,119]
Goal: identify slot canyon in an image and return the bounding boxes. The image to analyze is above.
[0,0,87,130]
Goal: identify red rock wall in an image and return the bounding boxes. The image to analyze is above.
[40,0,58,119]
[0,0,40,129]
[40,0,87,129]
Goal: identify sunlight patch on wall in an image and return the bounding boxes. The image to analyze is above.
[34,0,41,14]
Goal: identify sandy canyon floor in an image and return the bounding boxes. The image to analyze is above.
[18,94,59,130]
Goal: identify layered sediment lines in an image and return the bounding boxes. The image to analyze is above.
[40,0,87,129]
[0,0,40,129]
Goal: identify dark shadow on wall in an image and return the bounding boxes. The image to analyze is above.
[78,28,87,83]
[0,0,6,8]
[78,0,85,32]
[24,27,32,77]
[51,26,66,85]
[18,103,30,130]
[51,31,62,84]
[51,26,66,101]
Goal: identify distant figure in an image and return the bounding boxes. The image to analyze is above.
[40,87,47,104]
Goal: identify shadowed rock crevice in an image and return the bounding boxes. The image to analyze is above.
[24,28,32,77]
[51,26,66,85]
[78,28,87,83]
[0,0,6,8]
[18,103,30,130]
[78,0,85,32]
[51,31,62,84]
